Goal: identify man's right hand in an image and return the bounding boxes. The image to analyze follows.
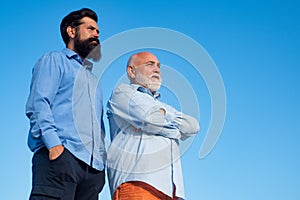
[159,108,166,115]
[49,145,65,160]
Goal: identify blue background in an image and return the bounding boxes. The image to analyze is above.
[1,0,299,199]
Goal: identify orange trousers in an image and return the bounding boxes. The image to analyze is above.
[112,181,178,200]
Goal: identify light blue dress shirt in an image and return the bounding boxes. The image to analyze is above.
[107,84,199,199]
[26,48,106,170]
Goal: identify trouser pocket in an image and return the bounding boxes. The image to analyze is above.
[30,147,77,199]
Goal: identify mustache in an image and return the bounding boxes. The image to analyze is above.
[150,73,161,80]
[89,37,100,44]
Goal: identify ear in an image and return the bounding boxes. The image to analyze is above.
[66,26,76,39]
[127,65,136,79]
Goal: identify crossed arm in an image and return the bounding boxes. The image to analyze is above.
[108,84,200,140]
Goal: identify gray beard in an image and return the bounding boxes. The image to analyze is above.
[135,73,161,92]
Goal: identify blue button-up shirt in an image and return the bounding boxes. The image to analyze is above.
[26,48,106,170]
[106,84,199,199]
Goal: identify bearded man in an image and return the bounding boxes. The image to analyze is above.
[26,8,106,200]
[107,52,200,200]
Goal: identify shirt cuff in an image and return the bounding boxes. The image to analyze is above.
[41,131,62,149]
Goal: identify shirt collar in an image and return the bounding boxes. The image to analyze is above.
[62,48,93,71]
[132,84,161,99]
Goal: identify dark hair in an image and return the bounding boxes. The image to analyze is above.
[60,8,98,46]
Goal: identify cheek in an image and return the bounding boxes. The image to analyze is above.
[143,69,153,76]
[79,31,90,40]
[136,69,147,76]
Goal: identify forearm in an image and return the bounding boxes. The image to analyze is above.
[173,112,200,139]
[140,106,181,139]
[161,103,200,139]
[26,101,62,149]
[110,102,181,139]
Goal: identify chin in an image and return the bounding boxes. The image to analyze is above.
[149,83,161,92]
[87,45,101,61]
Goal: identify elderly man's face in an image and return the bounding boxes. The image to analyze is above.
[132,53,162,92]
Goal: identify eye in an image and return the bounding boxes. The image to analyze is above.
[145,61,155,67]
[88,26,99,34]
[146,63,154,66]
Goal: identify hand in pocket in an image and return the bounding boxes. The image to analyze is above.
[49,145,65,160]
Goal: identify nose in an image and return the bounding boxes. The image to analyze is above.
[93,29,100,38]
[153,64,160,73]
[95,31,99,38]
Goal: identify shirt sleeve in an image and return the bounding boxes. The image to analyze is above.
[25,54,62,149]
[108,84,181,139]
[161,103,200,140]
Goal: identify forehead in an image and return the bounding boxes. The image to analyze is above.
[136,53,159,64]
[80,17,98,27]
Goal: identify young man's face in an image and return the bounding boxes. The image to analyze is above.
[74,17,101,61]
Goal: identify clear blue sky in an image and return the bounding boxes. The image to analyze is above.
[1,0,299,199]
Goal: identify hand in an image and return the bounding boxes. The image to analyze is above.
[160,108,166,115]
[49,145,64,160]
[131,126,142,132]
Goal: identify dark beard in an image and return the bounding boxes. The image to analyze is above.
[74,37,101,61]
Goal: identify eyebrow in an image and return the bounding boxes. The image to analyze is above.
[145,61,160,65]
[87,25,99,34]
[145,61,155,64]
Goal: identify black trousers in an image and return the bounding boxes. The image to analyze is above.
[29,147,105,200]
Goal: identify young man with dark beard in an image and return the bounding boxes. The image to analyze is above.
[26,8,106,199]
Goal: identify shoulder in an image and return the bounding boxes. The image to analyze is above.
[110,84,137,100]
[113,84,136,92]
[40,50,65,59]
[35,50,66,64]
[33,51,67,72]
[48,50,64,56]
